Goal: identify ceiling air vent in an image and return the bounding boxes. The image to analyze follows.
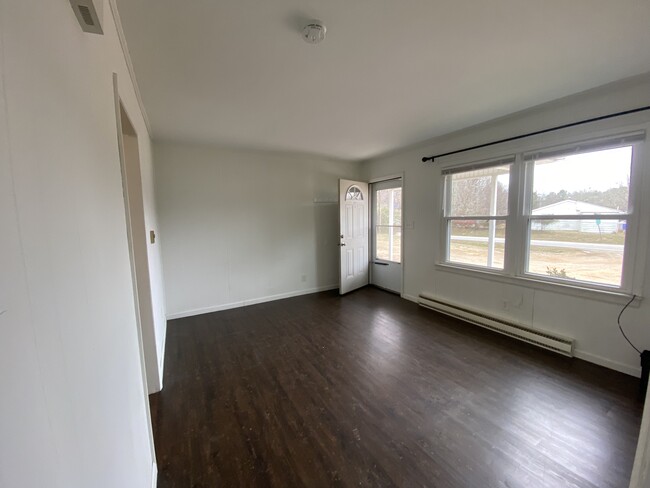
[70,0,103,35]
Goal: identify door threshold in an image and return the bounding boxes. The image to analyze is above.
[370,284,401,296]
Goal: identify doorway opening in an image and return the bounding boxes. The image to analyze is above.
[339,179,369,295]
[113,74,158,476]
[117,99,161,392]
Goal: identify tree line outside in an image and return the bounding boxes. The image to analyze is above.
[532,185,629,212]
[450,173,629,217]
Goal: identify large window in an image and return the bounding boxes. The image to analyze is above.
[443,158,512,269]
[441,132,644,293]
[526,146,631,287]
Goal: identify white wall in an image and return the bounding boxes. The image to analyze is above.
[155,142,361,318]
[0,0,163,486]
[361,73,650,377]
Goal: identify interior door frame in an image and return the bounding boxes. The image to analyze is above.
[112,73,157,468]
[369,173,405,297]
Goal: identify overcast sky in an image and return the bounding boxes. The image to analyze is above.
[533,146,631,194]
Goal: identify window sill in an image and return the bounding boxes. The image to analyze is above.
[434,262,642,306]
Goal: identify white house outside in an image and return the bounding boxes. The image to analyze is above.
[531,199,625,233]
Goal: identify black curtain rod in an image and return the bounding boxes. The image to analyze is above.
[421,105,650,163]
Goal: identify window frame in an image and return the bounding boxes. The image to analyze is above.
[438,127,647,297]
[442,157,514,270]
[373,179,403,264]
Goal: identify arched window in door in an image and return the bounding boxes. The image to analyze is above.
[345,185,363,201]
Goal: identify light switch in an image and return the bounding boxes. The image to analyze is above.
[150,230,156,244]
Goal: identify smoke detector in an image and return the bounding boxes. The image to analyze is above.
[302,21,326,44]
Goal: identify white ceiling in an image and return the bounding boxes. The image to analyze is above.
[116,0,650,160]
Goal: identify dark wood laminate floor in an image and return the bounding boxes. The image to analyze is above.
[151,287,643,488]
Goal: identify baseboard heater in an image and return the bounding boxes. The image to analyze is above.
[418,293,574,357]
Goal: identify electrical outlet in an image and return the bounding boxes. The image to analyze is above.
[301,274,307,282]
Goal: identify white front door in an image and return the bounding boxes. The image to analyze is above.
[370,178,402,294]
[339,179,369,295]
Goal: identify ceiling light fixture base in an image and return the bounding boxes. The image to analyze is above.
[302,21,326,44]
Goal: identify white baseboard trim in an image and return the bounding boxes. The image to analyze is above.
[574,349,641,378]
[167,284,339,320]
[151,461,158,488]
[401,293,419,303]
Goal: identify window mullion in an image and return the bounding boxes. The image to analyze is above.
[504,155,525,277]
[519,157,536,278]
